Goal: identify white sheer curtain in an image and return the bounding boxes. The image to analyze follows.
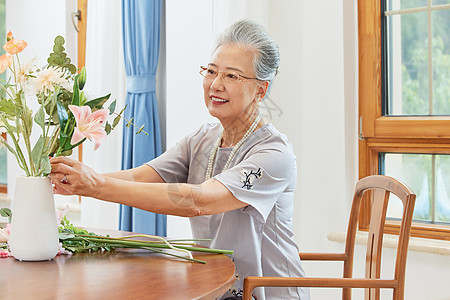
[80,0,126,229]
[212,0,269,36]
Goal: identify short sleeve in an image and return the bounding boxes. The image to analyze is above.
[146,124,219,184]
[213,138,297,224]
[146,138,190,183]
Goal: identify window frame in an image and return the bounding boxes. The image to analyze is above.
[358,0,450,241]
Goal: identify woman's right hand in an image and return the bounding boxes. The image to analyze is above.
[49,156,105,198]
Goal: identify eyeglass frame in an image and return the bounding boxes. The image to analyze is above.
[199,66,262,83]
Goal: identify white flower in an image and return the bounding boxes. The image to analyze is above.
[32,66,68,96]
[62,79,74,93]
[14,57,36,90]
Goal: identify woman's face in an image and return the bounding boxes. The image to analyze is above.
[203,44,267,126]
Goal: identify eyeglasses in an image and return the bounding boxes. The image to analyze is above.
[199,66,260,84]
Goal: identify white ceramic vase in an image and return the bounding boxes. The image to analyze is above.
[9,176,60,261]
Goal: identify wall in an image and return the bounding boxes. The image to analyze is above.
[165,1,450,299]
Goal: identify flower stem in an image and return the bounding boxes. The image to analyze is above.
[0,82,13,99]
[48,126,60,156]
[0,115,30,176]
[70,235,234,255]
[140,247,207,264]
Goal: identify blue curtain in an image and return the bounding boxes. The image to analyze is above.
[119,0,166,236]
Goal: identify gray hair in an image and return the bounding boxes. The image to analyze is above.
[215,20,280,95]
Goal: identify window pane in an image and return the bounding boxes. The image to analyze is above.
[382,153,450,224]
[391,0,428,9]
[433,0,450,5]
[436,155,450,222]
[386,12,429,115]
[432,9,450,115]
[383,153,432,221]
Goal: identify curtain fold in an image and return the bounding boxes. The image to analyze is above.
[119,0,166,236]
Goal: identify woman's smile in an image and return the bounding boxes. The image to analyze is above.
[210,96,229,105]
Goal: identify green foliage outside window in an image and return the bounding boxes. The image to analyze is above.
[384,1,450,224]
[390,1,450,115]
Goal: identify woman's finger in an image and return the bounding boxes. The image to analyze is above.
[50,159,77,175]
[49,156,77,167]
[52,182,74,195]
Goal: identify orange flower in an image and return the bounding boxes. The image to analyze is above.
[6,31,13,41]
[3,38,27,55]
[0,53,12,74]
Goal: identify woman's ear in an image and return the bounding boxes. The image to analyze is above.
[257,81,269,100]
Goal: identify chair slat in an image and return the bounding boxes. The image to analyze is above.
[242,175,416,300]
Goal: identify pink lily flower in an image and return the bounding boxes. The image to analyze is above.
[3,38,28,55]
[0,224,10,243]
[0,249,11,258]
[68,105,109,150]
[56,204,70,225]
[0,53,12,74]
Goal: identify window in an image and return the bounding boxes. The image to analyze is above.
[0,0,6,194]
[359,0,450,240]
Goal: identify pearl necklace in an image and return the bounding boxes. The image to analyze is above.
[205,114,262,180]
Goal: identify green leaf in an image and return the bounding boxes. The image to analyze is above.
[31,136,45,170]
[34,105,45,132]
[108,99,117,115]
[22,105,34,136]
[112,115,121,128]
[136,124,145,134]
[105,122,112,135]
[39,155,51,176]
[0,98,16,117]
[59,231,75,240]
[117,105,127,116]
[79,91,88,106]
[126,118,134,128]
[47,35,77,75]
[78,67,87,90]
[59,149,73,156]
[71,73,80,106]
[1,139,18,158]
[0,208,12,223]
[56,100,69,133]
[84,93,111,111]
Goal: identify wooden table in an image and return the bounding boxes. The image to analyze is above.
[0,229,236,300]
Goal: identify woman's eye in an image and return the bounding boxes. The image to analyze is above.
[207,69,216,75]
[226,73,238,80]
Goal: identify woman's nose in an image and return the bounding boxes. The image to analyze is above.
[210,74,225,91]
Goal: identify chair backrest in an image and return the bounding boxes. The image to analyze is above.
[343,175,416,300]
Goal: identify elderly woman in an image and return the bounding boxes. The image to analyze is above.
[50,20,309,300]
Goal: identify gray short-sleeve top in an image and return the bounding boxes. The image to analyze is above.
[147,123,309,300]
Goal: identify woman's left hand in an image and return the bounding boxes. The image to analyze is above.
[49,156,105,197]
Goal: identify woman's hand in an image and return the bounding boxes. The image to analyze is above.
[49,156,105,197]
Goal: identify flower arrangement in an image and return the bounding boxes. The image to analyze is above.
[0,32,145,177]
[0,207,233,262]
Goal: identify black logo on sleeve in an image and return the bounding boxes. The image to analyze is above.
[241,168,263,190]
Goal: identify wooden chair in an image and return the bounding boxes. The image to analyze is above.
[243,175,416,300]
